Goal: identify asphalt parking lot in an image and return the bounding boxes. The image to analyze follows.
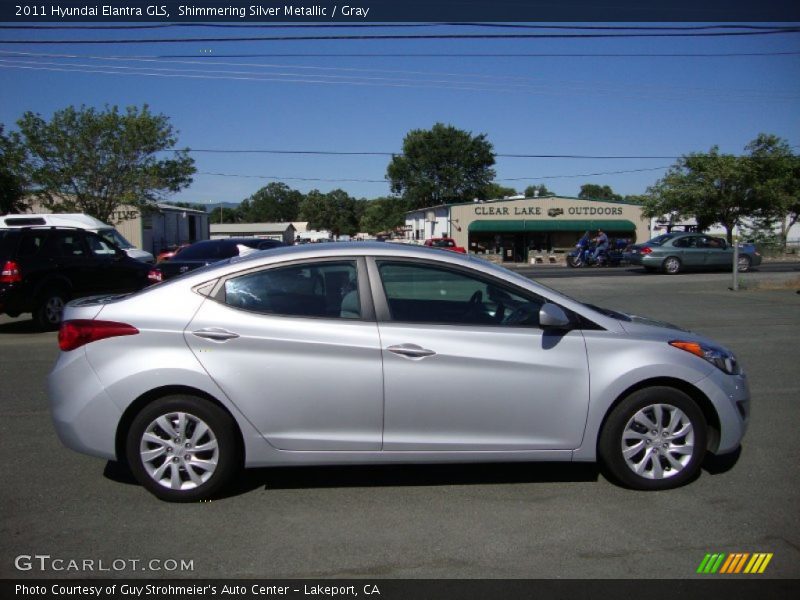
[1,268,798,579]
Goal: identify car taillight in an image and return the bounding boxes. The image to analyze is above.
[640,247,653,255]
[147,268,163,284]
[1,260,22,283]
[58,320,139,351]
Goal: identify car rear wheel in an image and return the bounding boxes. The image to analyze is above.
[662,256,682,275]
[34,288,68,331]
[599,387,707,490]
[126,396,239,502]
[737,255,752,272]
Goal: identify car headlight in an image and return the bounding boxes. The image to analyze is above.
[669,340,741,375]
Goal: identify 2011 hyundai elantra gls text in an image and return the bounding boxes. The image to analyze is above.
[48,243,749,501]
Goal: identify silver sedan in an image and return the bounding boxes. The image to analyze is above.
[49,243,749,501]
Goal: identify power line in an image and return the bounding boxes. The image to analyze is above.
[178,149,784,160]
[195,166,672,184]
[4,51,797,99]
[2,29,800,45]
[1,23,792,31]
[150,51,800,58]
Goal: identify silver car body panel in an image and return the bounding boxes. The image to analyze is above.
[48,242,749,469]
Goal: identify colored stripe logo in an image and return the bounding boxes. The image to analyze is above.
[697,553,773,574]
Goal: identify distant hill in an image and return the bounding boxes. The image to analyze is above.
[204,202,241,214]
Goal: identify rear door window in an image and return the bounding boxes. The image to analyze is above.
[223,261,360,319]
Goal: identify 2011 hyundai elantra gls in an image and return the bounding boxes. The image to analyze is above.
[49,243,749,501]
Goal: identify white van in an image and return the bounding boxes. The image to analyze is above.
[0,213,155,263]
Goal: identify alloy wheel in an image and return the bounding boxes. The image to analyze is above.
[620,403,695,480]
[139,411,220,490]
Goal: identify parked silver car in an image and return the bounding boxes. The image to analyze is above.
[49,243,749,501]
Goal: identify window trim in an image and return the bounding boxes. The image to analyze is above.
[208,256,375,322]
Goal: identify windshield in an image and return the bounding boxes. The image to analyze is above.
[99,229,134,249]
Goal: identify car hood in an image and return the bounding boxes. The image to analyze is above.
[620,313,688,333]
[616,312,731,350]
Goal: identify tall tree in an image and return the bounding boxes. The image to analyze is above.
[239,182,302,223]
[386,123,496,210]
[360,197,409,235]
[17,105,195,224]
[642,147,757,244]
[299,189,361,237]
[524,184,553,198]
[744,133,799,250]
[481,183,518,200]
[578,184,622,201]
[0,124,28,214]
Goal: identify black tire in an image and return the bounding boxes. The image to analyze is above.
[566,255,583,268]
[737,255,752,273]
[598,387,707,491]
[126,395,240,502]
[662,256,682,275]
[33,287,68,331]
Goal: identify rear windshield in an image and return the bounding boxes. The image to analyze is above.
[645,234,676,246]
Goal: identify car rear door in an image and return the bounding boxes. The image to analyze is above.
[184,257,385,451]
[372,259,591,451]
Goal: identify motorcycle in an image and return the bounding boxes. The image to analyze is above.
[567,239,624,268]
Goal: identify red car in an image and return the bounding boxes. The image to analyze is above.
[424,238,467,253]
[156,243,190,263]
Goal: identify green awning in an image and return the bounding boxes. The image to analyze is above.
[468,219,636,233]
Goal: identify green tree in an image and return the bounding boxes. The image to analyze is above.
[744,133,799,251]
[386,123,496,210]
[360,197,409,235]
[643,147,757,244]
[299,189,361,237]
[578,184,622,201]
[524,184,553,198]
[481,183,517,200]
[209,206,244,224]
[622,194,648,204]
[0,124,28,214]
[17,105,194,224]
[239,182,302,223]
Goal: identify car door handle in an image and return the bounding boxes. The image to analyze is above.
[387,344,436,359]
[192,328,240,342]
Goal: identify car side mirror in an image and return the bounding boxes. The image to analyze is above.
[539,303,571,330]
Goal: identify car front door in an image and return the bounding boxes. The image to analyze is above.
[372,259,591,451]
[185,258,384,451]
[700,236,731,267]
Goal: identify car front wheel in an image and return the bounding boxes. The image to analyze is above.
[737,255,752,272]
[599,387,707,490]
[126,396,239,502]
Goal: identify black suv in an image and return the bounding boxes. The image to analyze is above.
[0,227,153,329]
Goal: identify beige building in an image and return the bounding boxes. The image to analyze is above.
[406,196,649,263]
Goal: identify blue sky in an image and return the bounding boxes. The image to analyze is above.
[1,22,798,208]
